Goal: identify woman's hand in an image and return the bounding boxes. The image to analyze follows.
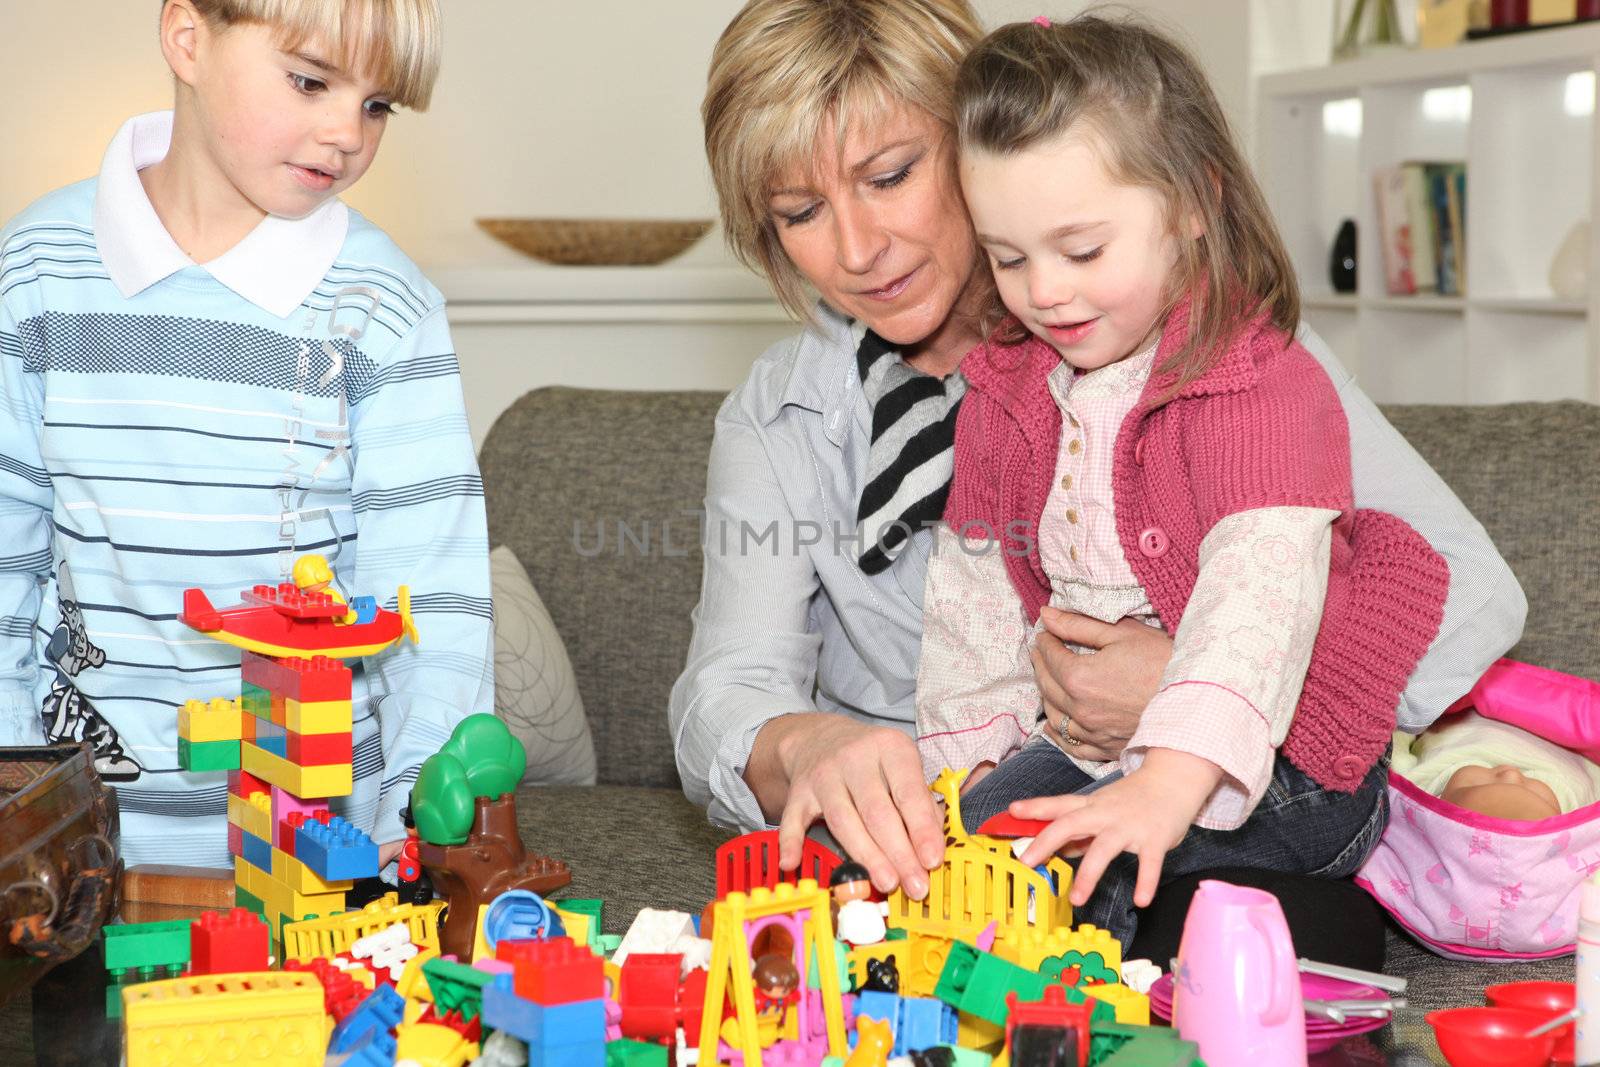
[1031,607,1173,760]
[1015,749,1222,908]
[747,713,945,898]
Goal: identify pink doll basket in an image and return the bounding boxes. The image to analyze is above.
[1356,658,1600,960]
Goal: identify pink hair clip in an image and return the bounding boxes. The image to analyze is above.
[1033,15,1052,27]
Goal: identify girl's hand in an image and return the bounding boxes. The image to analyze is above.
[1015,749,1223,907]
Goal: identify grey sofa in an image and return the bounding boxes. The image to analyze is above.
[487,388,1598,1060]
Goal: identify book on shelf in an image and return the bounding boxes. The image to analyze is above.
[1372,161,1467,297]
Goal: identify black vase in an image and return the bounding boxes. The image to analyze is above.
[1329,219,1357,293]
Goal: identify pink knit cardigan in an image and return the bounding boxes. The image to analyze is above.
[944,305,1451,792]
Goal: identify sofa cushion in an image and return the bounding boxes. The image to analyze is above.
[482,388,724,789]
[1379,400,1600,681]
[490,545,595,786]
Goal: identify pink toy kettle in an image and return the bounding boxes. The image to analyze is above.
[1173,879,1308,1065]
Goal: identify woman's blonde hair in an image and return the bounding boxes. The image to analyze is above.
[704,0,984,320]
[956,14,1299,390]
[180,0,442,109]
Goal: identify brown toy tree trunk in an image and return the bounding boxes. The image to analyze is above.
[418,792,570,958]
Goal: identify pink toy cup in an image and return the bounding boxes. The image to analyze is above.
[1173,879,1308,1065]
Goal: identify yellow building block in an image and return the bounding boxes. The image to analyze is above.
[271,847,354,896]
[1084,982,1150,1025]
[228,790,274,842]
[235,856,266,900]
[241,741,352,798]
[553,907,590,948]
[285,697,353,735]
[395,1022,477,1067]
[123,971,324,1067]
[252,872,345,940]
[179,697,244,743]
[396,948,440,1004]
[994,924,1123,984]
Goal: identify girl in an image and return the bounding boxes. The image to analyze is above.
[915,15,1452,947]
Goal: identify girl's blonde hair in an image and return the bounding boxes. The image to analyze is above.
[704,0,984,320]
[180,0,442,109]
[956,14,1299,390]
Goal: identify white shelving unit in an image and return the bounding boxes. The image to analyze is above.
[1257,24,1600,404]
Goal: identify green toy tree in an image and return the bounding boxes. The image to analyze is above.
[411,714,527,845]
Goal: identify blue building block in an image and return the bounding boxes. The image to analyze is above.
[240,829,272,873]
[853,991,956,1055]
[296,814,379,882]
[340,1024,398,1067]
[331,985,405,1055]
[482,979,604,1047]
[537,1042,606,1067]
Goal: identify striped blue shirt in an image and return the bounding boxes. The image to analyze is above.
[0,113,493,868]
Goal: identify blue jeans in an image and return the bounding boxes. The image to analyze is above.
[958,738,1390,949]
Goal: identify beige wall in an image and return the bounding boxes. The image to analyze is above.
[1,0,1253,267]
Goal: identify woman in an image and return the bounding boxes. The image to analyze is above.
[670,0,1525,902]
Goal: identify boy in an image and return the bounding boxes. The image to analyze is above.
[0,0,492,870]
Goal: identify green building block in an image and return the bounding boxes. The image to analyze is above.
[240,682,271,718]
[1089,1020,1148,1063]
[1094,1033,1203,1066]
[934,941,1050,1026]
[178,736,240,772]
[103,919,192,975]
[593,933,624,957]
[606,1038,668,1067]
[235,886,265,914]
[423,956,492,1020]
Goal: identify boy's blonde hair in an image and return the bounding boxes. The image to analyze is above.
[704,0,984,320]
[956,15,1299,391]
[181,0,442,109]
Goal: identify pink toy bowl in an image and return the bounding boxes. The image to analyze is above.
[1426,1006,1559,1067]
[1485,981,1576,1062]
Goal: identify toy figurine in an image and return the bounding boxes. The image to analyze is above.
[830,861,886,946]
[862,954,899,994]
[752,952,800,1024]
[290,554,356,625]
[844,1014,894,1067]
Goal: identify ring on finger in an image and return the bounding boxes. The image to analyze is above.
[1058,715,1082,747]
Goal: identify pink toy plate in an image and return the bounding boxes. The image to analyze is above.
[1149,972,1391,1053]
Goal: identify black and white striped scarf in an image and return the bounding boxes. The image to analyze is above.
[854,325,967,574]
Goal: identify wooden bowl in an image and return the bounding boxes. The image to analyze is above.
[476,218,713,266]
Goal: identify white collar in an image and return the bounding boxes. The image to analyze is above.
[92,111,349,319]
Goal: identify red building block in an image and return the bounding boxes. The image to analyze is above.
[190,908,269,975]
[618,952,683,1041]
[228,768,269,800]
[240,651,352,703]
[495,936,604,1005]
[227,822,243,859]
[280,809,333,857]
[283,957,368,1020]
[680,967,707,1040]
[287,729,354,766]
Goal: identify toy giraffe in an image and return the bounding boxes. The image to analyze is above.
[931,767,971,847]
